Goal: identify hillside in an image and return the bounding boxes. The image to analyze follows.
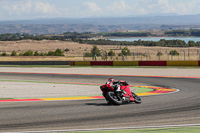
[1,14,200,34]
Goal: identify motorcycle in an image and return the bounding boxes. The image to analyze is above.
[100,80,142,105]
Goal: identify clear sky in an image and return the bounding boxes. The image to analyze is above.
[0,0,199,20]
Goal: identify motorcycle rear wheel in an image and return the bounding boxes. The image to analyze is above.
[106,91,123,105]
[132,92,142,104]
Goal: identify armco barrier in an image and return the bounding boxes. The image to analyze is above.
[139,61,167,66]
[72,61,200,66]
[0,61,71,65]
[167,61,199,66]
[74,61,90,66]
[113,61,138,66]
[90,61,113,66]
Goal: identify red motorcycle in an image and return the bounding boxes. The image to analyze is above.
[100,80,142,105]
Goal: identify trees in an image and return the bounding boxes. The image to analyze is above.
[91,46,101,56]
[54,48,64,56]
[121,47,131,56]
[157,51,163,56]
[169,50,179,56]
[23,50,33,56]
[34,51,40,56]
[108,50,115,56]
[11,50,17,56]
[1,52,7,56]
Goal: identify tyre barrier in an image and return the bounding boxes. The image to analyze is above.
[71,61,200,66]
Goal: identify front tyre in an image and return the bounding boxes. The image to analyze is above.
[132,92,142,104]
[106,91,123,105]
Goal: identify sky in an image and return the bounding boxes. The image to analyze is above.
[0,0,200,21]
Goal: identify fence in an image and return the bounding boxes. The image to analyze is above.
[83,49,200,61]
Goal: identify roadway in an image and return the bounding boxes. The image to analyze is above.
[0,69,200,132]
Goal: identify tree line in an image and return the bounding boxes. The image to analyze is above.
[1,32,200,47]
[165,30,200,36]
[1,49,64,56]
[74,39,200,47]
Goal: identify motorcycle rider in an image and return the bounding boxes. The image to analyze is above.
[103,78,128,104]
[106,78,121,92]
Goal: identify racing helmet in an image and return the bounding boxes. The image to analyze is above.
[108,78,115,82]
[119,80,125,82]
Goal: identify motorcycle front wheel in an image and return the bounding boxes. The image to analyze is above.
[131,92,142,104]
[106,91,123,105]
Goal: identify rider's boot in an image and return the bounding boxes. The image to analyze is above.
[122,97,130,103]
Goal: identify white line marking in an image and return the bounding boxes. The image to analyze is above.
[6,123,200,133]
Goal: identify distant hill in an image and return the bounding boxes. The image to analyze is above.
[1,14,200,34]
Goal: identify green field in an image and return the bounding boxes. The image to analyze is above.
[68,126,200,133]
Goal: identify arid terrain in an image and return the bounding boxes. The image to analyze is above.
[0,40,200,61]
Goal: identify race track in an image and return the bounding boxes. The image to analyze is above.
[0,72,200,132]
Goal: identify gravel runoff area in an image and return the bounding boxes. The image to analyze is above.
[0,67,199,99]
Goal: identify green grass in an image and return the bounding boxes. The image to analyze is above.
[0,98,13,100]
[68,126,200,133]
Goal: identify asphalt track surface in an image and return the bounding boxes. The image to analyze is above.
[0,72,200,132]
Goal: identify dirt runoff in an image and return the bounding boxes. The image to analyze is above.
[0,40,200,61]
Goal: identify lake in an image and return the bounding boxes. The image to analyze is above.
[109,37,200,43]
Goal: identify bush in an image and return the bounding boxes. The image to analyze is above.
[64,48,69,52]
[11,50,17,56]
[1,52,7,56]
[118,53,123,56]
[157,51,163,56]
[84,52,93,57]
[23,50,33,56]
[91,46,101,56]
[39,52,47,56]
[19,52,24,56]
[119,47,131,56]
[54,48,64,56]
[34,51,40,56]
[47,51,54,56]
[108,50,115,56]
[169,50,179,56]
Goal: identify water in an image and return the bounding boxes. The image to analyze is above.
[109,37,200,43]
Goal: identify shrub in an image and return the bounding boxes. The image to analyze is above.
[64,48,69,52]
[169,50,179,56]
[1,52,7,56]
[34,51,40,56]
[157,51,163,56]
[11,50,17,56]
[108,50,115,56]
[54,48,64,56]
[118,53,123,56]
[119,47,131,56]
[91,46,101,56]
[84,52,93,57]
[19,52,24,56]
[47,51,54,56]
[23,50,33,56]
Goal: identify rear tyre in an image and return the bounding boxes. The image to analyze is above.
[132,92,142,104]
[106,91,123,105]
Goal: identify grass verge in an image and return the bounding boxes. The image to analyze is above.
[69,126,200,133]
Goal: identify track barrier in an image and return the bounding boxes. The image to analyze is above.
[71,61,200,66]
[0,61,199,66]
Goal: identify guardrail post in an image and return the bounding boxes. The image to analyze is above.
[145,51,148,61]
[133,52,135,61]
[181,50,186,61]
[122,55,126,61]
[95,54,97,61]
